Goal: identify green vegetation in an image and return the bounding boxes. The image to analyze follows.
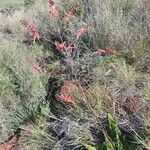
[0,0,23,8]
[0,0,150,149]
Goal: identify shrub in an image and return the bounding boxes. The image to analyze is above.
[0,0,150,149]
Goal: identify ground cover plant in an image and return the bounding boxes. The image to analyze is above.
[0,0,150,149]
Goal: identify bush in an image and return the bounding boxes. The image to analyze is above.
[0,0,150,149]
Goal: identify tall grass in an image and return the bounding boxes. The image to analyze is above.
[0,0,150,149]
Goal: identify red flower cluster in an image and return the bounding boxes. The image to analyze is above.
[48,0,59,17]
[55,81,76,105]
[20,20,40,41]
[25,56,41,72]
[54,41,74,52]
[75,22,91,39]
[48,0,76,21]
[0,135,17,150]
[95,46,115,56]
[54,41,66,50]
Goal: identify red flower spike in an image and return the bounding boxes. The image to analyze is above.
[55,93,75,105]
[95,49,106,55]
[0,135,17,150]
[20,20,40,41]
[54,41,66,50]
[30,28,40,41]
[76,27,87,39]
[104,46,115,53]
[32,63,41,72]
[49,5,59,17]
[96,46,115,56]
[54,41,74,53]
[55,81,76,105]
[66,43,74,52]
[75,21,91,39]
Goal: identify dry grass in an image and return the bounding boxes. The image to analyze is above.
[0,0,150,149]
